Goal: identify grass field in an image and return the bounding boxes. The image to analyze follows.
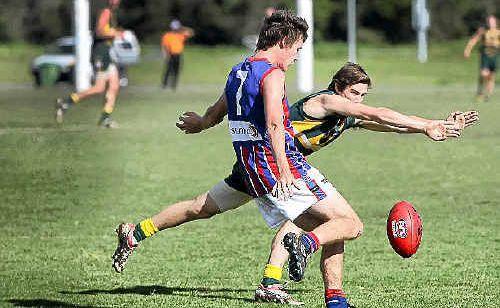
[0,41,499,307]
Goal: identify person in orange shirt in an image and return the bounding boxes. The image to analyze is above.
[161,20,194,90]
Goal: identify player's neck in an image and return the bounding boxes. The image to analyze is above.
[254,47,281,67]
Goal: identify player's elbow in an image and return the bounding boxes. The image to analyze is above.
[266,120,282,134]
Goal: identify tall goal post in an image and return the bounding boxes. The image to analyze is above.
[412,0,430,63]
[347,0,357,63]
[74,0,92,91]
[296,0,314,93]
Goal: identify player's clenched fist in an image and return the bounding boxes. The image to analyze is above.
[176,112,203,134]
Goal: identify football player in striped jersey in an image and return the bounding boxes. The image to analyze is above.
[112,11,476,308]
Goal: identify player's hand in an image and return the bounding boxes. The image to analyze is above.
[463,50,471,58]
[446,110,479,130]
[272,169,300,201]
[176,112,204,134]
[461,110,479,128]
[424,120,461,141]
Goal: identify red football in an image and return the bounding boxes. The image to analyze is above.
[386,201,423,258]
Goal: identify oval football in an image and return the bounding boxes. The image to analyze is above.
[386,201,423,258]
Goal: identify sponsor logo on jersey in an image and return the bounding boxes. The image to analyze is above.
[229,121,263,142]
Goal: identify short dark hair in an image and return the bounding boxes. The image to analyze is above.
[328,62,371,92]
[256,10,308,51]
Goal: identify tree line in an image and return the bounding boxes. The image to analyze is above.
[0,0,497,45]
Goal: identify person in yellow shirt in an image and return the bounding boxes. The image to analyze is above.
[464,15,499,102]
[161,20,194,90]
[56,0,123,128]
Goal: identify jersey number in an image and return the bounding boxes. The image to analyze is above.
[235,70,248,116]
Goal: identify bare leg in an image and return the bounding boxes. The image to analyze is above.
[112,185,248,273]
[478,69,490,98]
[305,191,364,245]
[485,72,495,98]
[151,192,220,230]
[103,68,120,111]
[75,77,107,101]
[266,221,302,267]
[293,212,344,289]
[321,242,344,290]
[282,190,362,290]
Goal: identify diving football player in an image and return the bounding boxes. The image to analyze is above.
[177,63,478,306]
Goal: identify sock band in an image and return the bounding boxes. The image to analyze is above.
[133,218,158,242]
[103,105,114,114]
[140,218,159,237]
[70,93,80,104]
[303,232,320,253]
[263,264,283,281]
[325,288,346,299]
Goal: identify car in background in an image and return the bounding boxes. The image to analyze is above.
[31,31,140,87]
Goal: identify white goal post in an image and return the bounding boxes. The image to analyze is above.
[74,0,92,91]
[296,0,314,93]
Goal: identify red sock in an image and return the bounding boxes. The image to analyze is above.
[325,288,346,300]
[306,232,320,252]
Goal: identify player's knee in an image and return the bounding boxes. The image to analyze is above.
[343,217,363,240]
[94,84,106,94]
[105,92,116,103]
[109,84,120,94]
[188,195,217,219]
[352,219,364,239]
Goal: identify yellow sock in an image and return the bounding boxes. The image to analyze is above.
[261,264,282,286]
[103,105,114,114]
[70,93,80,104]
[133,218,159,242]
[139,218,158,237]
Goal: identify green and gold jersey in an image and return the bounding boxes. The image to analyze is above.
[289,90,357,156]
[95,8,118,45]
[481,28,500,56]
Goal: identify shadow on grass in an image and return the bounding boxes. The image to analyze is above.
[7,299,105,308]
[61,285,309,303]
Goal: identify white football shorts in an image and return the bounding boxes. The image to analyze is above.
[208,180,252,213]
[256,166,337,228]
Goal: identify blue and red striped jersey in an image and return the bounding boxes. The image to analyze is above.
[224,57,311,197]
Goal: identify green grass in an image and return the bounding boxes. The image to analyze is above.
[0,41,499,307]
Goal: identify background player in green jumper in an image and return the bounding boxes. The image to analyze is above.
[464,14,499,102]
[55,0,123,128]
[113,62,477,305]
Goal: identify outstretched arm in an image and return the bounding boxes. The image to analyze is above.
[319,94,460,141]
[176,93,228,134]
[355,120,422,133]
[464,28,484,58]
[356,120,460,140]
[359,110,479,132]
